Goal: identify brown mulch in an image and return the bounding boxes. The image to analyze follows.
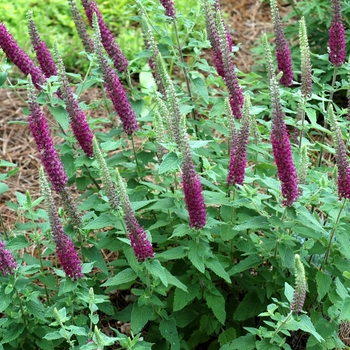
[0,0,292,232]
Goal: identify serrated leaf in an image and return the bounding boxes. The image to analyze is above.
[340,296,350,321]
[18,264,41,275]
[159,318,180,350]
[82,246,108,275]
[205,290,226,324]
[6,235,30,251]
[26,300,46,320]
[1,323,25,344]
[233,216,270,231]
[233,291,265,321]
[156,246,187,260]
[164,270,187,292]
[316,271,332,301]
[220,334,256,350]
[0,183,9,195]
[0,72,8,86]
[43,331,62,340]
[131,303,154,333]
[256,339,281,350]
[48,105,69,131]
[298,314,324,342]
[66,325,88,336]
[284,282,294,303]
[173,284,199,311]
[0,292,12,312]
[101,268,137,287]
[335,277,348,300]
[219,327,237,346]
[81,262,95,274]
[205,257,231,283]
[187,240,206,273]
[158,152,181,174]
[228,255,261,276]
[145,259,168,287]
[83,213,116,230]
[192,76,209,103]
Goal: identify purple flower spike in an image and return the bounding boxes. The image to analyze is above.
[116,169,153,261]
[93,15,138,135]
[270,76,298,206]
[81,0,128,72]
[0,23,46,90]
[0,241,17,276]
[39,168,83,280]
[182,152,206,229]
[28,79,68,193]
[227,97,250,186]
[329,0,346,67]
[159,0,176,18]
[270,0,293,86]
[53,43,94,158]
[27,11,58,79]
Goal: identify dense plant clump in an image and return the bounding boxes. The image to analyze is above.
[1,0,350,349]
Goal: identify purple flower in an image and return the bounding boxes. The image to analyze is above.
[68,0,94,54]
[159,0,176,18]
[182,153,206,229]
[0,241,16,276]
[27,12,58,79]
[329,0,346,67]
[28,80,68,193]
[81,0,128,72]
[40,168,83,280]
[116,170,153,261]
[53,44,94,157]
[0,22,46,90]
[270,0,293,86]
[328,106,350,200]
[93,15,138,135]
[227,99,250,186]
[270,76,298,206]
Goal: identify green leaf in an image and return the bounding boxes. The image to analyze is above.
[284,282,294,303]
[82,246,109,275]
[145,259,168,287]
[0,72,8,87]
[59,278,78,296]
[101,268,137,287]
[204,289,226,324]
[187,240,206,273]
[205,257,231,283]
[164,270,187,292]
[83,213,116,230]
[48,105,69,131]
[191,76,209,103]
[340,296,350,321]
[18,264,41,275]
[0,292,12,312]
[158,152,181,174]
[26,300,46,320]
[220,334,256,350]
[43,331,62,341]
[298,314,324,342]
[233,216,270,231]
[131,303,154,333]
[1,323,25,344]
[233,291,265,321]
[316,270,332,301]
[219,327,237,346]
[159,318,180,350]
[0,183,9,195]
[66,325,88,336]
[228,255,261,276]
[189,140,212,149]
[335,277,348,300]
[156,246,187,260]
[256,339,281,350]
[173,284,199,311]
[6,235,30,251]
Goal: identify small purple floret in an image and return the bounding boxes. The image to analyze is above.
[0,241,17,276]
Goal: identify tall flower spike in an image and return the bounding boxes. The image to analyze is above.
[348,56,350,122]
[180,116,206,229]
[0,22,46,90]
[53,42,94,157]
[297,144,310,186]
[92,137,119,209]
[269,74,299,206]
[93,14,138,135]
[290,254,307,313]
[328,104,350,200]
[227,95,251,186]
[81,0,128,72]
[216,11,244,118]
[27,11,58,79]
[27,77,68,193]
[159,0,176,18]
[115,169,154,261]
[141,15,166,97]
[329,0,346,67]
[0,241,17,276]
[299,17,312,99]
[270,0,293,86]
[68,0,94,54]
[40,168,83,280]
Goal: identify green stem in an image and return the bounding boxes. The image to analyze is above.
[273,208,287,258]
[324,197,347,264]
[76,56,95,100]
[317,66,338,167]
[270,311,293,343]
[17,291,28,328]
[35,235,51,305]
[0,211,8,239]
[131,135,142,180]
[298,100,306,148]
[288,0,302,19]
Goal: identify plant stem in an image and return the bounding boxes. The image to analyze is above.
[270,310,293,343]
[76,55,95,100]
[324,197,347,264]
[273,207,287,258]
[298,99,306,148]
[317,66,338,167]
[131,135,142,180]
[0,211,8,239]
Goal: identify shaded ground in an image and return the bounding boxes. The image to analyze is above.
[0,0,290,230]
